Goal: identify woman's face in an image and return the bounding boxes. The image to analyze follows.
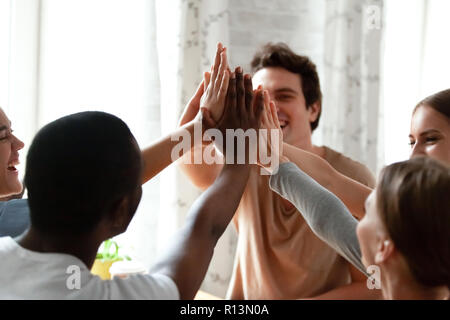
[0,108,25,197]
[409,105,450,165]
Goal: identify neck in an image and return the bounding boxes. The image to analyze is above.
[381,271,449,300]
[17,227,103,269]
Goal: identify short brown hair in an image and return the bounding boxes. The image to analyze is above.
[376,157,450,289]
[414,88,450,120]
[251,43,323,132]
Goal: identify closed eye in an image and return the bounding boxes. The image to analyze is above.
[276,95,294,102]
[0,128,13,141]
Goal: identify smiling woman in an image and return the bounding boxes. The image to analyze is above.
[0,107,29,238]
[0,108,25,197]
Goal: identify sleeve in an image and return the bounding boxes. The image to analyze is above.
[269,162,367,275]
[109,273,180,300]
[0,199,30,238]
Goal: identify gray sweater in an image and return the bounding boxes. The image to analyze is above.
[269,162,367,275]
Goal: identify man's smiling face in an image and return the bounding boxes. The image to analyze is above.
[252,67,320,148]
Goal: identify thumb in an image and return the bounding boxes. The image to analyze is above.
[187,79,205,112]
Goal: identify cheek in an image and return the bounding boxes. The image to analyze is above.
[426,142,450,164]
[356,220,374,266]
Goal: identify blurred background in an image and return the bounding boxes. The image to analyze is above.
[1,0,449,297]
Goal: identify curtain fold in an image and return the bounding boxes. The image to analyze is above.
[321,0,384,174]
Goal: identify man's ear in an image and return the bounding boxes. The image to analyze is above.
[110,196,132,234]
[307,101,321,123]
[375,239,395,264]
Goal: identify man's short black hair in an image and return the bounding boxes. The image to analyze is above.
[24,111,142,236]
[251,42,323,132]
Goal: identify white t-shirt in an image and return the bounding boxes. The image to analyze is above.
[0,236,179,300]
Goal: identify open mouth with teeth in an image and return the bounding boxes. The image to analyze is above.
[7,160,19,172]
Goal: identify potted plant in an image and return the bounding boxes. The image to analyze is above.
[91,239,131,280]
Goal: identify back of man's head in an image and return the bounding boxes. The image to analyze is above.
[24,111,142,237]
[251,42,323,131]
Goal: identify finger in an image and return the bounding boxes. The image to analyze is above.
[226,72,237,117]
[214,49,228,92]
[203,71,211,92]
[244,74,253,114]
[270,101,281,129]
[189,79,205,109]
[211,43,223,86]
[261,91,270,127]
[218,69,230,104]
[253,89,264,124]
[235,67,246,118]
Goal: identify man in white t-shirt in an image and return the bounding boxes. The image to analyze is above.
[0,63,262,299]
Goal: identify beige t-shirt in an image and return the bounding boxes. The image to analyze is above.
[226,146,376,299]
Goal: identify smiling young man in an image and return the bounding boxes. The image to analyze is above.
[179,43,378,299]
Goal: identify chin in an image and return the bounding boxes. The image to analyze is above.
[0,181,23,198]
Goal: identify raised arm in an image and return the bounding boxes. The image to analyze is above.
[177,43,231,190]
[140,43,230,185]
[150,68,264,300]
[283,143,372,219]
[258,100,366,274]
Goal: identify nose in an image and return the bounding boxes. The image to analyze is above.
[410,142,426,158]
[12,134,25,151]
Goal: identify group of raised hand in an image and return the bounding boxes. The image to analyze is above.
[180,42,285,169]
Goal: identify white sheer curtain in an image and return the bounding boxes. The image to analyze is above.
[321,0,384,174]
[382,0,450,165]
[1,0,166,265]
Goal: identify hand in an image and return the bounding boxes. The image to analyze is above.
[258,91,288,170]
[178,42,228,128]
[178,78,205,127]
[200,43,230,124]
[214,67,264,163]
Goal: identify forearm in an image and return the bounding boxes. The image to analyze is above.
[177,141,224,190]
[188,163,250,237]
[269,162,366,275]
[141,121,200,184]
[150,163,250,299]
[283,143,371,218]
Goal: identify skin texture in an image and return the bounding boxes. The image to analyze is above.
[0,108,25,197]
[409,105,450,165]
[252,66,321,150]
